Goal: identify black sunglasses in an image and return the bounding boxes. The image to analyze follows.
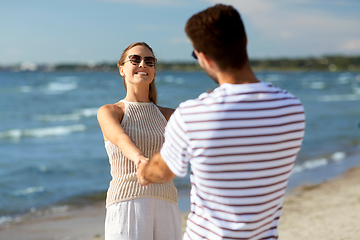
[126,54,157,67]
[192,50,198,60]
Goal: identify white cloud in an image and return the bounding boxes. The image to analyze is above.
[202,0,360,55]
[280,31,291,39]
[203,0,273,15]
[168,37,190,44]
[96,0,189,6]
[341,39,360,50]
[5,48,22,56]
[66,49,80,56]
[133,24,169,31]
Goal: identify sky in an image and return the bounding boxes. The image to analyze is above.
[1,0,360,65]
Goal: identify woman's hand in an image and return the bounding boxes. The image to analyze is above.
[134,153,149,169]
[137,161,150,186]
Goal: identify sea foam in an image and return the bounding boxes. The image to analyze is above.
[34,108,98,122]
[292,151,347,174]
[309,81,326,89]
[0,124,86,139]
[14,186,45,196]
[317,94,360,102]
[44,81,78,93]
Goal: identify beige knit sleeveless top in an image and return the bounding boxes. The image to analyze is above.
[104,100,178,208]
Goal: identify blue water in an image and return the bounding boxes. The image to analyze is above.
[0,70,360,222]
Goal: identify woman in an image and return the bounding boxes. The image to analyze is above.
[97,42,181,240]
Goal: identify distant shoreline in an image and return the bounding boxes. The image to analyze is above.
[1,55,360,72]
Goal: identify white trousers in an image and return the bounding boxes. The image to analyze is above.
[105,197,182,240]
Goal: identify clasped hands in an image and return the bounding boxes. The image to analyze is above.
[134,155,151,186]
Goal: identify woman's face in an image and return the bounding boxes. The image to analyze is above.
[119,45,156,86]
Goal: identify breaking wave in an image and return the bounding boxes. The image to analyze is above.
[0,124,86,139]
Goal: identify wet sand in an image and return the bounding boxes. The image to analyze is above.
[1,166,360,240]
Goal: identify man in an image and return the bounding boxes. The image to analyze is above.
[137,4,305,240]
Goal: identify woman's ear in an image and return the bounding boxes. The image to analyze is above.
[119,66,125,76]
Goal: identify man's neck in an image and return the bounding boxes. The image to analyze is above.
[217,63,259,86]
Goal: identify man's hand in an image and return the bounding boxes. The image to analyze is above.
[136,152,176,185]
[137,161,150,186]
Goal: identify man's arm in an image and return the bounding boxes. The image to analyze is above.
[137,152,176,186]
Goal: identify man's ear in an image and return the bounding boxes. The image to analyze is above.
[199,52,215,69]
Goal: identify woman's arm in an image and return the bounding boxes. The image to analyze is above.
[97,104,148,167]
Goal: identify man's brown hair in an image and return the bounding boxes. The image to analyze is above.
[185,4,248,71]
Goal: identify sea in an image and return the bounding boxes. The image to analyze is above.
[1,69,360,226]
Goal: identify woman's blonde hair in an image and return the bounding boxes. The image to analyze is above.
[117,42,157,104]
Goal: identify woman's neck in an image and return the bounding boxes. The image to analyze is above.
[123,85,150,103]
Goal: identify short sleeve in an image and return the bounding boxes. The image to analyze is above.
[160,107,190,178]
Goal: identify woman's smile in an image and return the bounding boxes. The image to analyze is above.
[135,71,149,76]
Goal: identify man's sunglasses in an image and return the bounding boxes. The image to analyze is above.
[192,50,198,60]
[126,54,157,67]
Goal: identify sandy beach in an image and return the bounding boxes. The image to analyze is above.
[278,165,360,240]
[1,165,359,240]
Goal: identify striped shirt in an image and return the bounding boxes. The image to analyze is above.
[160,82,305,240]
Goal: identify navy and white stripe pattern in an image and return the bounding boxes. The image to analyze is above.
[161,82,305,240]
